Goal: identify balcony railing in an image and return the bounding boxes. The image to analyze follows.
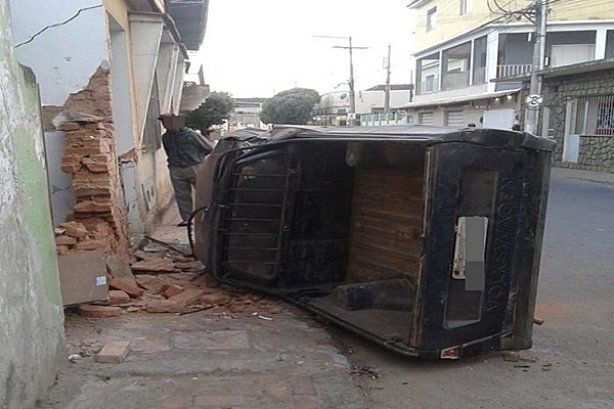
[497,64,532,78]
[360,112,411,127]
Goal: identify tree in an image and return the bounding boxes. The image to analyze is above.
[185,91,234,132]
[260,88,320,125]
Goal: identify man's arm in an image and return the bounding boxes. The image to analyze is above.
[187,130,213,155]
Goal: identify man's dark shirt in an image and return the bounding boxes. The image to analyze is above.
[162,128,213,167]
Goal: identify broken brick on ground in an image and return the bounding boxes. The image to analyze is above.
[78,245,286,318]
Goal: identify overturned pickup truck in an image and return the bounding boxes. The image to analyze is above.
[192,125,555,359]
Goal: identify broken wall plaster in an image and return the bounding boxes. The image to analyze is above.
[9,0,108,106]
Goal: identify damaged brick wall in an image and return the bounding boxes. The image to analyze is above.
[56,66,130,260]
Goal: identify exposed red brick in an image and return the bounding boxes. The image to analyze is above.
[95,341,130,363]
[60,163,81,174]
[175,260,205,271]
[193,273,219,289]
[83,161,110,173]
[135,274,167,294]
[84,122,105,130]
[64,146,101,156]
[168,289,205,306]
[59,221,88,238]
[200,292,230,307]
[58,65,130,263]
[61,154,82,165]
[74,199,112,213]
[57,122,81,131]
[74,187,112,197]
[145,299,186,313]
[163,284,184,299]
[73,239,106,251]
[108,290,130,305]
[79,304,123,318]
[109,277,144,297]
[131,257,175,273]
[55,235,77,246]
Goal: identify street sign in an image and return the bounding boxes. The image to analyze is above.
[526,94,543,107]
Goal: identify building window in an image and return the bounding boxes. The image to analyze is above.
[460,0,469,15]
[416,52,440,94]
[442,42,471,90]
[605,30,614,59]
[426,7,437,32]
[472,36,487,84]
[547,31,596,68]
[571,95,614,136]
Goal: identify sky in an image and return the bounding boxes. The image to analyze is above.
[193,0,416,98]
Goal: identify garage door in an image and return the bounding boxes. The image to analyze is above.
[419,112,434,125]
[445,110,465,128]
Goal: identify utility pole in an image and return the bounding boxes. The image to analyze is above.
[314,35,368,125]
[384,45,391,115]
[525,0,547,135]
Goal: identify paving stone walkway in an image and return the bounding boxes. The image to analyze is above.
[38,211,367,409]
[39,310,366,409]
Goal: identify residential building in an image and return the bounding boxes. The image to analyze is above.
[180,65,211,112]
[406,0,614,130]
[228,97,268,130]
[9,0,209,255]
[517,59,614,172]
[313,91,352,126]
[314,84,414,126]
[1,3,64,407]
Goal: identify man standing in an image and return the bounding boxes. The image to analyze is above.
[159,113,213,226]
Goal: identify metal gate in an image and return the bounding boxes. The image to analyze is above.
[419,112,434,125]
[219,152,293,282]
[445,110,464,128]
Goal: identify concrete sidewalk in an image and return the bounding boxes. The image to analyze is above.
[39,310,366,409]
[38,212,367,409]
[552,167,614,185]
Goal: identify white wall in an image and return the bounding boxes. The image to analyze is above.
[409,100,518,129]
[356,89,412,113]
[9,0,108,106]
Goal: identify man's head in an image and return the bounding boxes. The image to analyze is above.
[158,113,182,133]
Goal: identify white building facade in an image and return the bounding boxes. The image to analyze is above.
[408,11,614,130]
[10,0,209,236]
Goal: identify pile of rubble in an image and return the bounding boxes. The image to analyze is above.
[77,240,285,318]
[54,221,115,255]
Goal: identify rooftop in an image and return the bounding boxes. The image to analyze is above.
[365,84,415,92]
[403,89,519,109]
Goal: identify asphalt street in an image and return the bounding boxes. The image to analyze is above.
[336,168,614,409]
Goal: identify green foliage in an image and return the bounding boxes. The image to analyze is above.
[260,88,321,125]
[185,91,234,132]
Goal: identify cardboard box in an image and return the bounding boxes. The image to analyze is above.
[57,249,108,306]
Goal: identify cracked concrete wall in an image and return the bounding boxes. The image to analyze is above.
[0,3,64,409]
[9,0,108,225]
[9,0,107,106]
[9,0,184,237]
